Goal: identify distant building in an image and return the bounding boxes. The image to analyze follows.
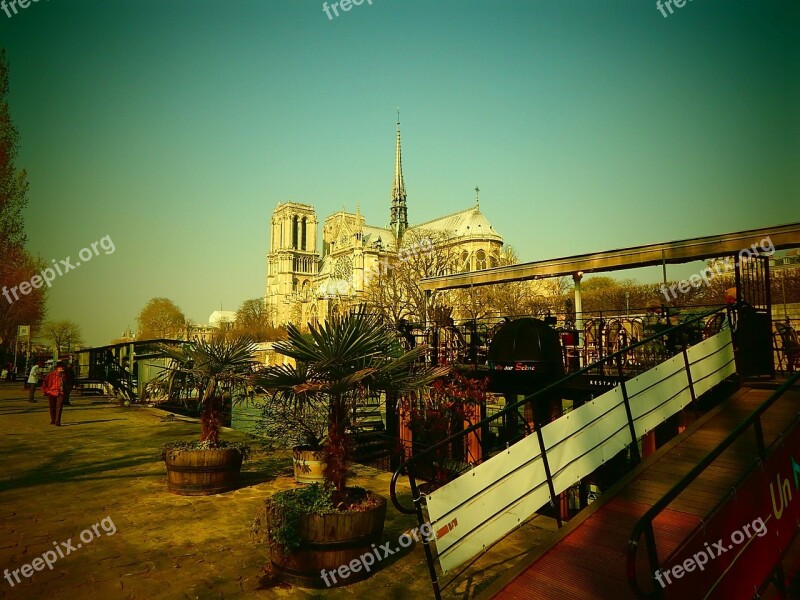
[771,249,800,270]
[188,311,237,342]
[265,117,504,326]
[208,310,237,328]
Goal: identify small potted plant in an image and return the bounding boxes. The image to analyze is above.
[255,306,447,587]
[256,383,329,484]
[155,337,258,495]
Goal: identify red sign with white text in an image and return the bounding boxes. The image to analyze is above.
[660,422,800,599]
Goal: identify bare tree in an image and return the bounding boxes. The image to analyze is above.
[363,229,461,327]
[0,50,46,352]
[136,297,186,339]
[231,298,285,341]
[42,320,84,354]
[451,246,568,320]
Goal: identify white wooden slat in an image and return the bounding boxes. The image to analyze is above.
[541,385,623,448]
[545,387,630,494]
[424,328,737,577]
[687,330,735,397]
[425,432,550,574]
[432,473,552,574]
[633,385,693,437]
[626,353,686,415]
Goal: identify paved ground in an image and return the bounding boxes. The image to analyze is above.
[0,382,557,600]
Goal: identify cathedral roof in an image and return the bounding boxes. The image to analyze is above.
[362,224,396,249]
[409,205,502,242]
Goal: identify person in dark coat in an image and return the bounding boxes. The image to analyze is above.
[62,362,76,406]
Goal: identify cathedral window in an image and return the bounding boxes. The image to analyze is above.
[302,217,307,250]
[476,249,487,270]
[292,216,299,249]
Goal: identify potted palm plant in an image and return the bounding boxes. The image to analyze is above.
[256,382,329,484]
[256,306,447,587]
[155,337,258,495]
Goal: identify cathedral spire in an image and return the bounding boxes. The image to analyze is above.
[390,109,408,239]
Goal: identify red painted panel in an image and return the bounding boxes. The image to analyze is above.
[660,422,800,599]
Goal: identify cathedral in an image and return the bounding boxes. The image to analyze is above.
[265,118,505,326]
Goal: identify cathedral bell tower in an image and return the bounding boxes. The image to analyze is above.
[265,202,318,325]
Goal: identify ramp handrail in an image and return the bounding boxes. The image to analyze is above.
[390,303,734,514]
[391,304,737,600]
[626,370,800,597]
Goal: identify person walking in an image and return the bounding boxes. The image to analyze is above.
[62,361,75,406]
[42,362,65,426]
[27,362,43,402]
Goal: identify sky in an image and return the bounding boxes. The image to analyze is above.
[1,0,798,345]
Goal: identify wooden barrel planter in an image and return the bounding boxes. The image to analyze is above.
[268,493,388,588]
[292,447,327,484]
[164,448,243,496]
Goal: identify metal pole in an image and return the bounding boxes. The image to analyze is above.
[682,347,696,405]
[617,353,641,464]
[13,326,19,377]
[573,272,584,367]
[764,257,775,378]
[534,416,563,528]
[645,522,663,598]
[734,256,742,305]
[409,473,442,600]
[782,270,788,321]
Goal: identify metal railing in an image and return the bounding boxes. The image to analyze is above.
[626,370,800,597]
[774,318,800,373]
[390,303,737,600]
[401,303,729,372]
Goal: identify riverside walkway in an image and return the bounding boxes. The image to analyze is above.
[0,383,555,600]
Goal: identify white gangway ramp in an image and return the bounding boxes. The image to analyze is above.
[424,329,736,576]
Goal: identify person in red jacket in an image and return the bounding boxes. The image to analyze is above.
[42,363,65,426]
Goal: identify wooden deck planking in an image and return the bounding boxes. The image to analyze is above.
[491,384,800,599]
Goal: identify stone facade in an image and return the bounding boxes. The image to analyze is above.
[265,120,504,326]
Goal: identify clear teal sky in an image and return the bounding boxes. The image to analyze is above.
[1,0,798,345]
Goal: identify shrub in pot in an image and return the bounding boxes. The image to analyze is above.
[399,371,488,488]
[255,306,447,586]
[154,337,258,495]
[256,385,329,484]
